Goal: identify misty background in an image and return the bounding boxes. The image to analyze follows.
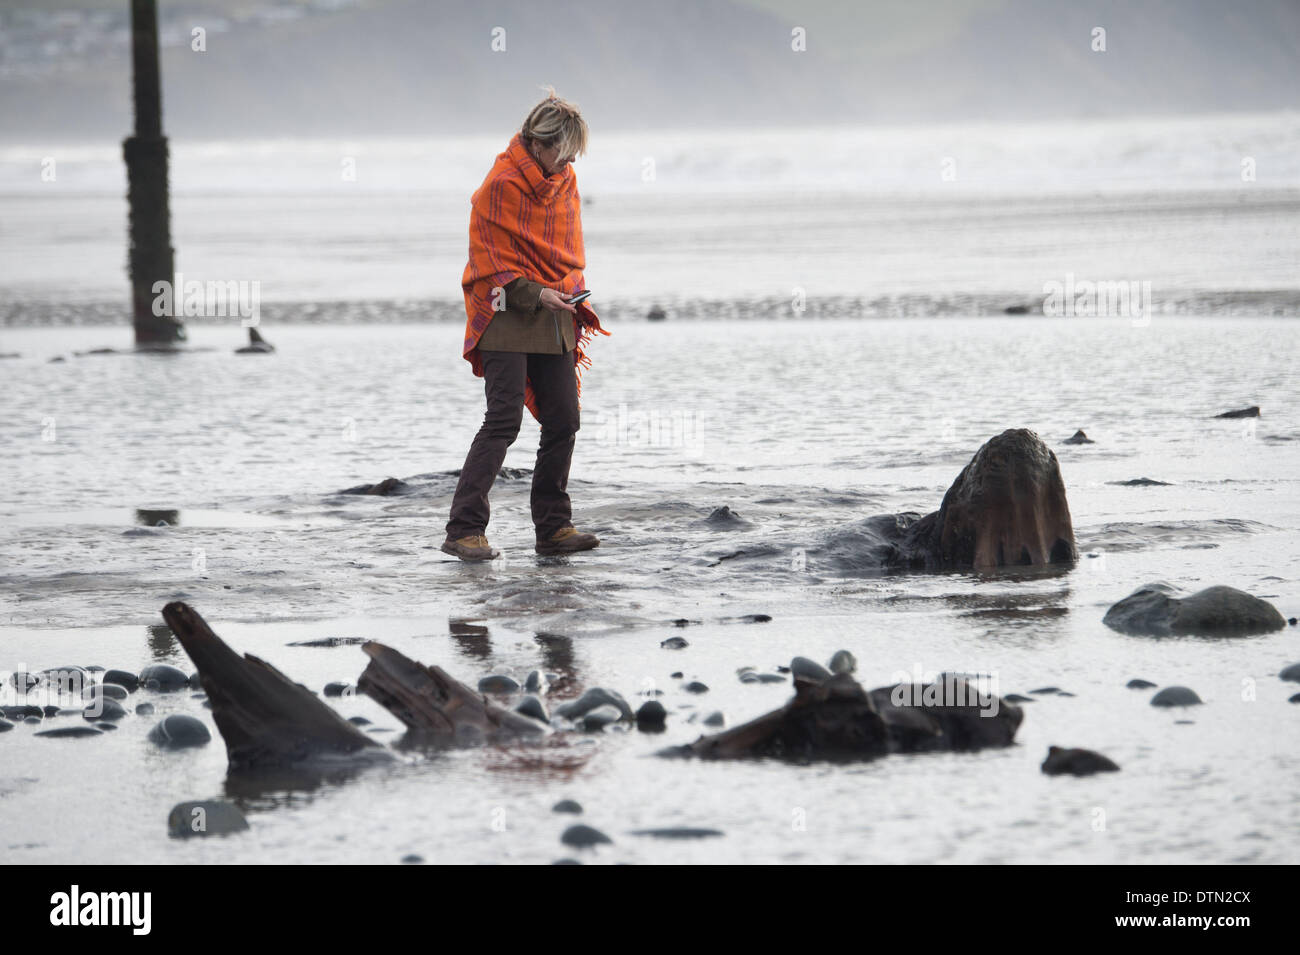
[1,0,1298,141]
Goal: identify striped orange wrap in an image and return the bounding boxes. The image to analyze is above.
[461,132,610,422]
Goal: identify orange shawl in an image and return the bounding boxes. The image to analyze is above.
[461,133,610,422]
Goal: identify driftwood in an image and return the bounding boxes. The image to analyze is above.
[685,672,1022,762]
[162,601,382,769]
[895,429,1077,570]
[357,641,547,744]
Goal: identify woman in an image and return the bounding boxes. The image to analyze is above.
[443,91,610,562]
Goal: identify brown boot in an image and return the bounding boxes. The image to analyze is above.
[441,534,500,561]
[535,525,600,556]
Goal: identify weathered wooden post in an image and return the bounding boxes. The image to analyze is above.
[124,0,184,345]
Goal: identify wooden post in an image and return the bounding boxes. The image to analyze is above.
[123,0,184,345]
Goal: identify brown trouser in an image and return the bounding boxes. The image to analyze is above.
[446,348,580,542]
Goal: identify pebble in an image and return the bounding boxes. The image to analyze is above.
[1041,746,1120,776]
[790,657,831,682]
[24,716,41,725]
[0,718,13,733]
[1126,678,1157,689]
[3,704,43,720]
[135,702,155,716]
[702,711,725,727]
[739,671,785,684]
[87,683,128,702]
[1030,687,1061,695]
[554,687,633,721]
[581,705,623,731]
[629,827,724,839]
[560,824,612,849]
[148,714,212,748]
[82,699,126,721]
[138,664,189,691]
[660,636,689,650]
[829,650,857,675]
[524,670,545,693]
[1289,693,1300,704]
[323,681,353,698]
[102,669,139,692]
[635,700,667,729]
[35,726,102,738]
[1279,662,1300,683]
[511,694,547,723]
[167,800,249,839]
[683,681,709,694]
[477,675,520,694]
[348,715,371,725]
[552,799,583,814]
[669,671,683,679]
[1151,686,1202,707]
[400,854,423,864]
[1004,694,1034,703]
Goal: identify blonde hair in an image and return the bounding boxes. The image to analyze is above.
[520,87,588,160]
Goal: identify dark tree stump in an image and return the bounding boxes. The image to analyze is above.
[161,601,381,769]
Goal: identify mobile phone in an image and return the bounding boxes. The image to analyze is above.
[567,290,593,305]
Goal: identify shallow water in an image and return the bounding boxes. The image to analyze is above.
[1,318,1297,863]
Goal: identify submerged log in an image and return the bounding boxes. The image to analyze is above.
[161,601,382,769]
[684,670,1022,762]
[357,641,548,744]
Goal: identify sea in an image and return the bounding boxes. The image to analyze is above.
[1,112,1297,863]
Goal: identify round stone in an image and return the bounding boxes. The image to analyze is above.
[1151,686,1202,707]
[560,824,612,849]
[138,664,189,691]
[148,713,212,748]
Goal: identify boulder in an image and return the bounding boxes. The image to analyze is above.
[1104,584,1286,636]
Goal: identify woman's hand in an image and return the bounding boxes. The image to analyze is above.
[539,287,579,314]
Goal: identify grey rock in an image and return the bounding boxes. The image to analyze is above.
[524,670,545,693]
[1041,746,1120,776]
[167,800,249,839]
[0,718,13,732]
[1126,678,1157,689]
[560,824,611,849]
[629,827,724,839]
[554,687,633,721]
[581,704,623,731]
[35,726,102,738]
[138,663,190,691]
[1062,429,1094,445]
[514,695,549,724]
[790,656,832,683]
[323,681,353,698]
[1279,662,1300,683]
[400,854,423,864]
[102,669,139,692]
[148,713,212,748]
[1290,693,1300,704]
[477,674,520,694]
[829,650,857,675]
[1004,693,1034,703]
[87,683,128,703]
[1151,686,1202,707]
[739,671,786,684]
[3,704,43,720]
[24,716,40,725]
[347,715,371,725]
[1214,405,1259,418]
[683,681,709,694]
[134,702,155,716]
[82,699,126,721]
[660,636,689,650]
[635,700,667,728]
[1104,583,1286,636]
[552,799,583,814]
[95,721,118,731]
[1030,687,1061,695]
[702,711,725,727]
